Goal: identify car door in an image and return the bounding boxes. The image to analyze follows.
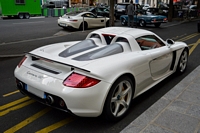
[136,35,173,80]
[82,13,106,28]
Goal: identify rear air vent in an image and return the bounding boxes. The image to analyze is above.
[31,64,60,74]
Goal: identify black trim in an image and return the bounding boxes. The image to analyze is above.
[170,51,176,70]
[31,64,60,74]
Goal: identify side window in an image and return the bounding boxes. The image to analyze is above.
[136,35,165,50]
[16,0,25,4]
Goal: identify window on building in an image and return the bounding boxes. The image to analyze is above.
[16,0,25,4]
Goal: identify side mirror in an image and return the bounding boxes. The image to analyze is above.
[166,39,174,47]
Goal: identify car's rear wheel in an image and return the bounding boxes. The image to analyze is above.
[79,22,88,30]
[18,13,24,19]
[24,13,30,19]
[139,20,146,27]
[176,49,188,74]
[103,76,134,121]
[154,23,161,27]
[121,18,127,26]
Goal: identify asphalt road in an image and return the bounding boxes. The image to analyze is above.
[0,17,200,133]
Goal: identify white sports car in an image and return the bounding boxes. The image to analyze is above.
[14,27,188,121]
[58,11,110,30]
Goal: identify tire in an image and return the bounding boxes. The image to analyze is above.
[24,13,30,19]
[176,49,188,74]
[79,22,88,30]
[18,13,24,19]
[154,23,161,27]
[121,18,127,26]
[139,20,146,27]
[103,76,134,121]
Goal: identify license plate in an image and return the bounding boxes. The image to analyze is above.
[25,84,46,99]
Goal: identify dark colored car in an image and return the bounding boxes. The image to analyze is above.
[115,3,142,19]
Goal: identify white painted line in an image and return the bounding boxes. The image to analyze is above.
[13,21,45,25]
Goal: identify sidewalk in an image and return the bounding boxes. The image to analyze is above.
[121,65,200,133]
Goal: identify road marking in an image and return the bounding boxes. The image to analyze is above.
[178,33,199,42]
[13,21,45,25]
[0,99,35,116]
[3,90,20,97]
[4,108,51,133]
[0,96,30,111]
[36,117,76,133]
[189,39,200,55]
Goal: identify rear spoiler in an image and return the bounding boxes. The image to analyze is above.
[28,53,91,73]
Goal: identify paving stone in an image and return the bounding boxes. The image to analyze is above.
[178,90,200,105]
[186,104,200,119]
[154,110,200,133]
[130,98,170,126]
[187,82,200,93]
[142,124,175,133]
[167,100,191,113]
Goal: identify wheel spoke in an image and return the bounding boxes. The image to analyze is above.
[121,86,131,97]
[119,99,128,108]
[113,102,120,116]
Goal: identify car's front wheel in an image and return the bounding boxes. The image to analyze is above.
[103,76,134,121]
[176,49,188,74]
[121,18,127,26]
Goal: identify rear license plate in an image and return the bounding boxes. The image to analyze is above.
[25,84,46,99]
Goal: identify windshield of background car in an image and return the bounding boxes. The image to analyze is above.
[116,4,126,11]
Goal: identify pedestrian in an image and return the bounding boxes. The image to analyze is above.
[127,0,135,28]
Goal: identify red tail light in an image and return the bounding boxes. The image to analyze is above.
[63,72,100,88]
[18,56,27,68]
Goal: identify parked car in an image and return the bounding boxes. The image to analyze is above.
[120,11,168,27]
[115,3,142,19]
[14,27,188,121]
[57,11,109,30]
[141,4,150,10]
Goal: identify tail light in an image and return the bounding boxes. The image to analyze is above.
[18,56,27,68]
[63,72,100,88]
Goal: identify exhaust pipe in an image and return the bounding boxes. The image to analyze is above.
[46,95,54,104]
[17,82,24,90]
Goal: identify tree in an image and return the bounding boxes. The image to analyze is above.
[109,0,115,26]
[168,0,173,22]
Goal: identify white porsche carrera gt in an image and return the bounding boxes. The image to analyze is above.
[58,11,109,30]
[14,27,188,121]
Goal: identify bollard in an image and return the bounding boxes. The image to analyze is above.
[105,16,106,27]
[198,21,200,33]
[82,16,84,32]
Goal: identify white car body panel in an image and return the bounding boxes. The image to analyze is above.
[14,27,188,117]
[57,11,109,29]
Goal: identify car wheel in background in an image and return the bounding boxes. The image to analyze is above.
[176,49,188,74]
[18,13,24,19]
[103,76,134,121]
[79,22,88,30]
[139,20,146,27]
[154,23,161,27]
[121,18,127,26]
[24,13,30,19]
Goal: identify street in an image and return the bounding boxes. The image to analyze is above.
[0,17,200,133]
